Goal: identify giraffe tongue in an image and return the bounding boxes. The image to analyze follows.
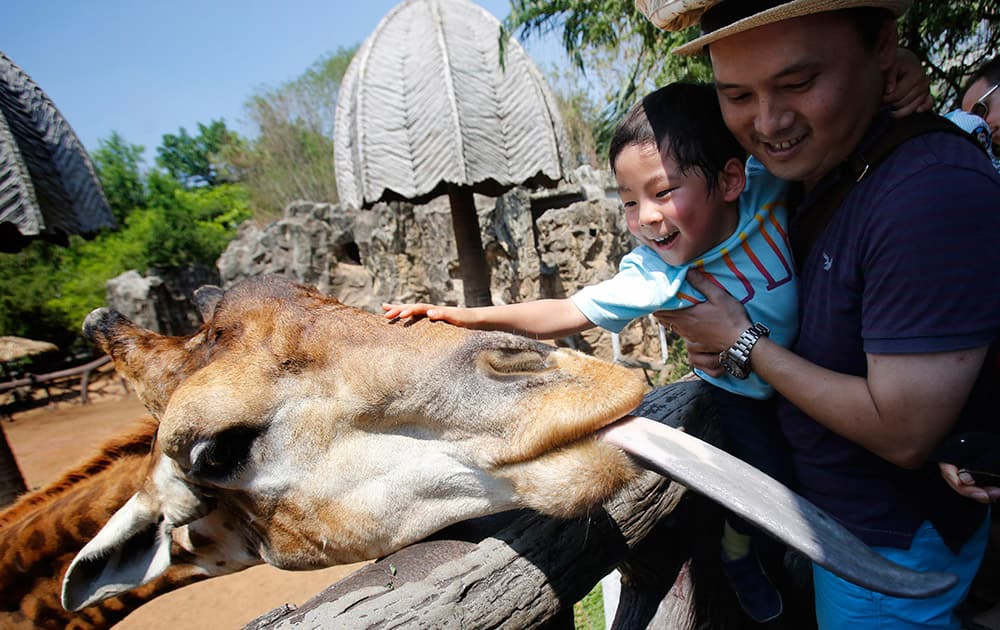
[597,415,957,599]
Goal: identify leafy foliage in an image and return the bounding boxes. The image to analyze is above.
[90,132,147,223]
[897,0,1000,108]
[157,119,241,188]
[143,173,251,268]
[0,144,250,348]
[505,0,998,150]
[222,47,354,217]
[0,242,81,347]
[504,0,711,152]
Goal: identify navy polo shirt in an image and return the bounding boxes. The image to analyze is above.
[779,113,1000,552]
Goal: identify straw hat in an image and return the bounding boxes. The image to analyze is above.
[635,0,911,55]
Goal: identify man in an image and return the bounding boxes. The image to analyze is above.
[634,1,1000,627]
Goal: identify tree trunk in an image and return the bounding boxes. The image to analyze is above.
[0,425,27,508]
[447,184,493,307]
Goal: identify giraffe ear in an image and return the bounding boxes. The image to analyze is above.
[192,284,224,322]
[61,494,172,611]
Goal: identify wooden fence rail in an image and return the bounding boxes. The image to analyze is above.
[0,355,120,407]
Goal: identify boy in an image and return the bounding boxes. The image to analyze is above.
[386,81,796,622]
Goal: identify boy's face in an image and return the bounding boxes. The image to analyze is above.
[615,141,739,267]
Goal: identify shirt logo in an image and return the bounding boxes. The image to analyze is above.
[823,252,834,271]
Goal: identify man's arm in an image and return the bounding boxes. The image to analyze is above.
[383,298,594,339]
[658,271,988,469]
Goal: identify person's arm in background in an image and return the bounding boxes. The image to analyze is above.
[656,272,989,471]
[382,299,594,339]
[939,463,1000,504]
[884,48,934,116]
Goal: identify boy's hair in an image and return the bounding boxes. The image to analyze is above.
[608,82,746,188]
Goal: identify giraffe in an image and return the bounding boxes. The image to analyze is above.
[4,275,954,628]
[57,275,648,614]
[0,418,256,629]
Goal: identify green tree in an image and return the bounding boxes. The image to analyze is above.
[223,47,354,217]
[91,132,147,223]
[504,0,710,152]
[0,242,81,347]
[897,1,1000,108]
[504,0,998,146]
[156,119,241,188]
[143,172,251,268]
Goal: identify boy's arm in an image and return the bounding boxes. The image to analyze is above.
[884,48,934,117]
[382,299,594,338]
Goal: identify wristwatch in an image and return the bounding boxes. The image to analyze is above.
[719,323,770,380]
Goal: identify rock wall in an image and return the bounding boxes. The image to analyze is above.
[107,166,672,367]
[105,264,220,336]
[215,167,668,366]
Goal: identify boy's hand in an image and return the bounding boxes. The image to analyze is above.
[383,302,433,320]
[884,49,934,118]
[382,303,473,327]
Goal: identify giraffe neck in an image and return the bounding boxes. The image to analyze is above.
[0,418,209,630]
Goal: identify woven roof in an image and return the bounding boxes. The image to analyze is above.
[0,336,57,363]
[334,0,573,208]
[0,50,114,252]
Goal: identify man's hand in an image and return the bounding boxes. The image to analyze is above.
[939,462,1000,504]
[654,270,751,377]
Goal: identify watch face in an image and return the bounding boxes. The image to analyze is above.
[720,350,749,379]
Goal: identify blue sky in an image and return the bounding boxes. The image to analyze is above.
[2,0,565,162]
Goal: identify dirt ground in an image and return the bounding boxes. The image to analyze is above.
[4,390,363,630]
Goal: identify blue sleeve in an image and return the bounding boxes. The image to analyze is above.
[571,248,688,333]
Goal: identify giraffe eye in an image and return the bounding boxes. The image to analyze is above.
[189,427,258,481]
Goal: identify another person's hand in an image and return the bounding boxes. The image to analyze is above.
[938,462,1000,504]
[382,302,473,327]
[654,270,750,377]
[884,49,934,117]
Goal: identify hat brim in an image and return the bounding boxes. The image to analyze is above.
[672,0,911,55]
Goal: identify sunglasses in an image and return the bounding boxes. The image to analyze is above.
[971,82,1000,119]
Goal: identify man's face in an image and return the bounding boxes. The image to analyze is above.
[962,77,1000,147]
[709,12,896,188]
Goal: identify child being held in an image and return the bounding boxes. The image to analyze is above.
[385,82,794,622]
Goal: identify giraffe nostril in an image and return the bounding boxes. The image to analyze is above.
[478,348,548,377]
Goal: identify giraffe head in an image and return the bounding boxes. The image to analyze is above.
[63,276,645,610]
